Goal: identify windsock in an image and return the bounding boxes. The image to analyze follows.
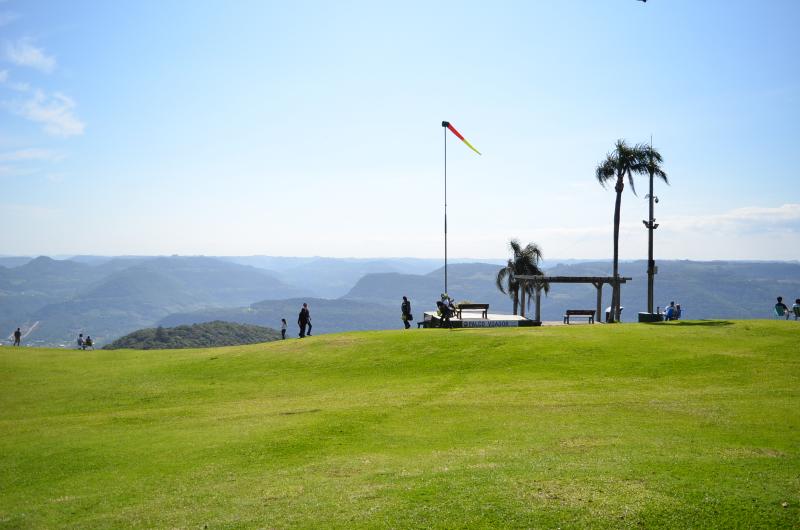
[441,121,481,155]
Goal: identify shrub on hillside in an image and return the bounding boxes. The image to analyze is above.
[103,321,280,350]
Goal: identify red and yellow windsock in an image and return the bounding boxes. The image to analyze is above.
[442,121,481,155]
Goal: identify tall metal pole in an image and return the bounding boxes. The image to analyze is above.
[443,122,448,295]
[646,135,656,314]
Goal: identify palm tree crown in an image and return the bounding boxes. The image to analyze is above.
[595,139,647,194]
[640,143,668,185]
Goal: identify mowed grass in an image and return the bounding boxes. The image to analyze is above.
[1,321,798,528]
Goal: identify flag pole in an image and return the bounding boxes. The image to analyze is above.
[442,121,448,296]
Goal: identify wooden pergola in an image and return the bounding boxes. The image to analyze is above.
[514,275,632,323]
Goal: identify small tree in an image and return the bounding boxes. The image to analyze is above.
[496,239,548,317]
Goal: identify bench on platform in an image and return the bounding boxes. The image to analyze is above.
[563,309,595,324]
[455,303,489,319]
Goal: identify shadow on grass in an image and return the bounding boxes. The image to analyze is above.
[650,320,734,327]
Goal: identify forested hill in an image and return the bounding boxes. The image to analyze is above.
[103,321,281,350]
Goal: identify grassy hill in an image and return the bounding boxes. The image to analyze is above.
[103,321,281,350]
[1,320,797,528]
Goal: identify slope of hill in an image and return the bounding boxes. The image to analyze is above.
[5,256,305,346]
[221,256,504,298]
[0,256,106,338]
[344,262,516,312]
[1,321,797,527]
[103,320,281,350]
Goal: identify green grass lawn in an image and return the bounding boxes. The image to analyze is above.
[1,320,798,528]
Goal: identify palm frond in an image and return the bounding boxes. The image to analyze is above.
[637,143,669,185]
[595,158,616,186]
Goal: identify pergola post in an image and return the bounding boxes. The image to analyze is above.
[535,286,542,322]
[593,282,603,324]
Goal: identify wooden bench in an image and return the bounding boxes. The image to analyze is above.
[455,303,489,319]
[563,309,595,324]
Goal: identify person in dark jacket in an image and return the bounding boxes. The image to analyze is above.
[13,327,21,346]
[298,303,309,338]
[305,304,312,336]
[401,296,412,329]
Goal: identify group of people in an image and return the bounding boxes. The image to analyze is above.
[278,303,313,339]
[76,333,94,350]
[663,301,682,321]
[774,296,800,320]
[435,294,455,328]
[9,328,95,348]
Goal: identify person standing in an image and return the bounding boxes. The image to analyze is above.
[13,327,22,346]
[280,319,287,340]
[305,304,312,336]
[401,296,412,329]
[775,296,790,319]
[77,333,85,349]
[298,303,309,338]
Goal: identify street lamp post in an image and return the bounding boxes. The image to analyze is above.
[643,187,659,314]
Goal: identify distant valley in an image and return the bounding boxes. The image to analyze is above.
[1,255,798,347]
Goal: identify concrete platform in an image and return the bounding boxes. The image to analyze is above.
[423,311,538,328]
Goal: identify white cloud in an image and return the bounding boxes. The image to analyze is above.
[667,204,800,232]
[5,38,56,73]
[0,147,64,162]
[7,90,85,137]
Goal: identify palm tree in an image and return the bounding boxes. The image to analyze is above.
[496,239,548,317]
[496,257,520,315]
[641,143,668,314]
[595,139,648,322]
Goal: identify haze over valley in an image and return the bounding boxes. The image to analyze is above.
[2,255,797,347]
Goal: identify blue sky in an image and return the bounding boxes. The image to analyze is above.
[1,0,798,260]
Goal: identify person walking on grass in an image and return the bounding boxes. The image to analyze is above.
[401,296,413,329]
[280,318,287,340]
[305,304,312,336]
[298,303,309,338]
[13,327,21,346]
[793,299,800,321]
[77,333,84,349]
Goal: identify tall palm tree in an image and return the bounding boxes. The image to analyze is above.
[641,143,668,314]
[496,239,548,317]
[595,139,647,322]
